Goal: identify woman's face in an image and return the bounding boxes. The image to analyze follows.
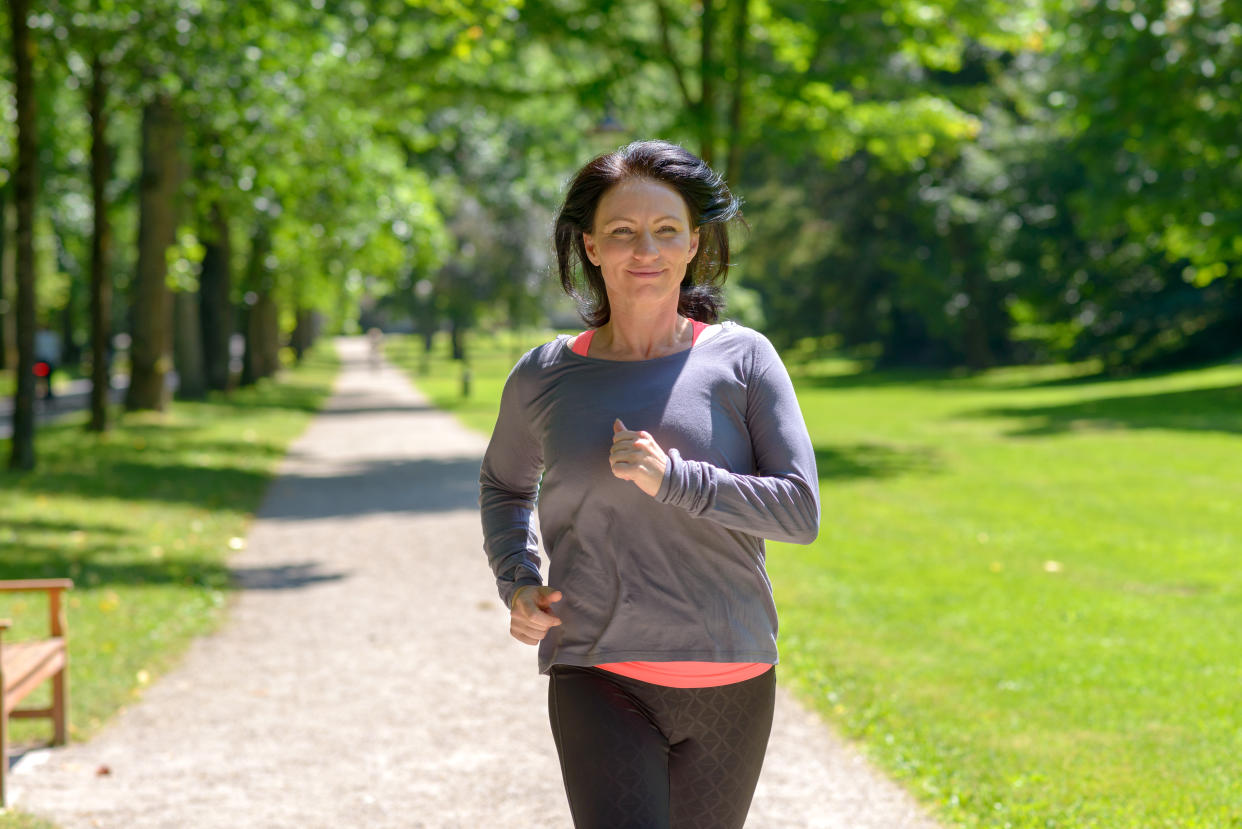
[582,177,700,314]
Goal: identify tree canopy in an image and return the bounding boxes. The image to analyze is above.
[4,0,1240,463]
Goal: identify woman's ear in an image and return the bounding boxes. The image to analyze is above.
[687,228,700,262]
[582,231,600,266]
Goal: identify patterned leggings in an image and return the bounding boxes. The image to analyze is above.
[547,664,777,829]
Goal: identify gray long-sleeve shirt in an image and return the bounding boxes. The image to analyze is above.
[479,321,820,674]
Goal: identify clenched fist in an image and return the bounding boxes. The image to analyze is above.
[609,418,668,497]
[510,585,563,645]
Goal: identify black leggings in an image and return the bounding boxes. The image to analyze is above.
[547,665,777,829]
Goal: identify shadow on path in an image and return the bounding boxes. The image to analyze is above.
[260,456,484,519]
[316,403,435,417]
[231,562,349,591]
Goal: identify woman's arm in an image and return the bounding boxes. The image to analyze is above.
[654,335,820,543]
[479,357,546,608]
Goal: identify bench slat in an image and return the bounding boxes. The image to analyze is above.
[2,639,67,715]
[10,708,56,719]
[0,580,73,593]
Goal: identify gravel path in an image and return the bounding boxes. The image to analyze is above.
[11,337,942,829]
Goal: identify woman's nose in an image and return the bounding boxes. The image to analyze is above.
[633,229,659,259]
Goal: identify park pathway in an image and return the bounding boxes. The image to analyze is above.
[11,337,941,829]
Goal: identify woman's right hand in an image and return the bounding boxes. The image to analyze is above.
[510,586,563,645]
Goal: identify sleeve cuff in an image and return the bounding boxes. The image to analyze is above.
[500,574,544,609]
[654,448,714,515]
[655,448,680,502]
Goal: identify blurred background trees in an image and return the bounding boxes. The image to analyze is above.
[4,0,1240,468]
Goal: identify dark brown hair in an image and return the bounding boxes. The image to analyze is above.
[553,140,741,327]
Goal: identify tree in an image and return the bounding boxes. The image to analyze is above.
[86,37,115,429]
[8,0,38,470]
[124,93,183,411]
[198,199,231,390]
[1056,0,1241,289]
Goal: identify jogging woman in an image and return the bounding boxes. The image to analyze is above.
[479,139,820,829]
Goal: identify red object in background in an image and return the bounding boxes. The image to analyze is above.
[33,361,51,377]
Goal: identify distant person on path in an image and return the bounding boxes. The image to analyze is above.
[479,140,820,828]
[367,327,383,371]
[34,328,62,402]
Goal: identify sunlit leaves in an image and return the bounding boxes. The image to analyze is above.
[1050,0,1241,287]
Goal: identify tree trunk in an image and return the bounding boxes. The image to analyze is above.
[240,222,270,387]
[951,223,995,370]
[57,243,80,367]
[698,0,717,167]
[724,0,749,188]
[245,292,276,381]
[173,289,206,398]
[291,307,314,362]
[449,319,467,362]
[239,303,255,387]
[255,290,280,378]
[198,201,232,391]
[290,309,305,362]
[87,50,114,432]
[126,95,183,412]
[8,0,37,470]
[0,180,9,371]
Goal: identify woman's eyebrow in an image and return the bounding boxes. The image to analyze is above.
[601,215,684,225]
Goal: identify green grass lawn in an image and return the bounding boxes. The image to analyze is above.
[390,331,1242,829]
[0,345,338,828]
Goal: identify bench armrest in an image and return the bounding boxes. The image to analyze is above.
[0,579,74,593]
[0,580,72,637]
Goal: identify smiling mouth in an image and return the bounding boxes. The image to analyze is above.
[628,269,664,276]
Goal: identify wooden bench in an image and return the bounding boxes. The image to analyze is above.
[0,579,72,807]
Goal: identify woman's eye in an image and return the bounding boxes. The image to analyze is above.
[659,226,677,233]
[612,228,632,235]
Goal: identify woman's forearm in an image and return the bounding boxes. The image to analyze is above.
[655,449,820,543]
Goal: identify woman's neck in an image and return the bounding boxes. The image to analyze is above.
[594,305,691,361]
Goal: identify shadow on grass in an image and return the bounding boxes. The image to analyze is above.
[2,544,347,594]
[12,460,272,512]
[3,414,290,511]
[964,383,1242,436]
[793,366,971,391]
[201,382,331,414]
[0,549,231,590]
[987,353,1242,390]
[815,443,942,481]
[1,518,127,537]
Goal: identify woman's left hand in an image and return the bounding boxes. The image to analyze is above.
[610,418,667,497]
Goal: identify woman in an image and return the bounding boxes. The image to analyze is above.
[479,140,819,829]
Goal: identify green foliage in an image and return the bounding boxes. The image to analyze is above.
[7,0,1240,416]
[1053,0,1241,286]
